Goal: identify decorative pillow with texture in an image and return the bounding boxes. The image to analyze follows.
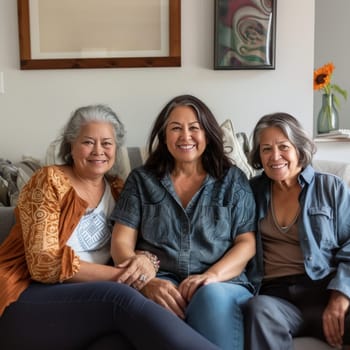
[45,137,64,166]
[15,157,42,192]
[0,157,41,207]
[220,119,256,179]
[116,146,148,180]
[0,176,8,206]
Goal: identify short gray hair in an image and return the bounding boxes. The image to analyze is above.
[58,104,126,176]
[249,112,316,170]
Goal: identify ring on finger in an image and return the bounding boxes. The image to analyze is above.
[139,274,147,282]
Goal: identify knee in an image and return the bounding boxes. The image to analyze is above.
[188,283,244,318]
[242,295,278,322]
[191,283,230,308]
[92,281,145,308]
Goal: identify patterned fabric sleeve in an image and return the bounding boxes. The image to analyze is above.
[17,166,80,283]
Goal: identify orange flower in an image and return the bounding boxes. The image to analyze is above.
[313,62,347,108]
[313,62,334,91]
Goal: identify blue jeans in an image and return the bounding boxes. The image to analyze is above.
[0,281,219,350]
[186,282,253,350]
[158,274,253,350]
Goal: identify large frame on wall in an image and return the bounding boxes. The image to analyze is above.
[17,0,181,70]
[214,0,276,70]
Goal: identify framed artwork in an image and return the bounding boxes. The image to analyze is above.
[214,0,276,70]
[17,0,181,70]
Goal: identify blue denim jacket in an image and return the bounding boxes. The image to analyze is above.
[111,166,256,289]
[249,165,350,298]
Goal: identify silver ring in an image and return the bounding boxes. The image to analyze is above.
[139,274,147,282]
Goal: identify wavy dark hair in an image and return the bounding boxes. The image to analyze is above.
[249,112,317,170]
[144,94,233,179]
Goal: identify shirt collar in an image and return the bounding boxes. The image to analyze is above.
[297,164,315,185]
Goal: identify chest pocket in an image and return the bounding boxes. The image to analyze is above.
[198,206,232,242]
[308,206,335,247]
[141,204,174,245]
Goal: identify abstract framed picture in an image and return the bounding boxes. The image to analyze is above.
[17,0,181,70]
[214,0,276,70]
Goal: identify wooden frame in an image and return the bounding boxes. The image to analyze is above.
[17,0,181,70]
[214,0,276,70]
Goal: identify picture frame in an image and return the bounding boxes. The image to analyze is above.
[214,0,276,70]
[17,0,181,70]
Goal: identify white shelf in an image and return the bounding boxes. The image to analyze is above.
[314,137,350,142]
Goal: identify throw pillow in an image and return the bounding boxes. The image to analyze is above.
[116,146,148,180]
[0,176,9,206]
[15,157,42,193]
[220,119,256,179]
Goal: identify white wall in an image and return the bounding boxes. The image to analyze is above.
[0,0,315,163]
[313,0,350,162]
[314,0,350,130]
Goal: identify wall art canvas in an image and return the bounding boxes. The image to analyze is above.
[214,0,276,70]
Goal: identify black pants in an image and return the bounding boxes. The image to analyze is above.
[0,281,219,350]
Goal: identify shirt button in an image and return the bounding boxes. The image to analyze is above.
[307,256,312,261]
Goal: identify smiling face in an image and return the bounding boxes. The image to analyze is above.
[70,121,116,179]
[259,126,302,184]
[165,105,207,166]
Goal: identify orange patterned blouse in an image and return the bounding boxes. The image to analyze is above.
[0,165,123,316]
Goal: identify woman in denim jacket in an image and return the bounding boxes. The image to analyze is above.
[110,94,257,350]
[243,112,350,349]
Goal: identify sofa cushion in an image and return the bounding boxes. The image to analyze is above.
[0,158,41,207]
[313,159,350,187]
[116,146,148,180]
[221,119,256,178]
[0,206,15,244]
[0,175,9,206]
[14,157,42,192]
[293,337,333,350]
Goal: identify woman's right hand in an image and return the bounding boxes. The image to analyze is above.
[323,290,350,348]
[141,278,187,319]
[116,254,156,290]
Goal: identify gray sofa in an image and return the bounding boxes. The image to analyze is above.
[1,154,349,349]
[0,206,335,349]
[0,206,15,244]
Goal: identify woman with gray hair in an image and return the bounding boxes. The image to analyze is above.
[0,104,219,350]
[243,112,350,349]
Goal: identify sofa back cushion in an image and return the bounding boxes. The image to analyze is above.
[0,206,15,244]
[0,158,42,207]
[313,159,350,187]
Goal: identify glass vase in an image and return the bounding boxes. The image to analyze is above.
[317,93,339,134]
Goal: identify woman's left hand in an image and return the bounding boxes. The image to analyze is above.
[178,272,218,301]
[322,290,350,348]
[116,254,156,290]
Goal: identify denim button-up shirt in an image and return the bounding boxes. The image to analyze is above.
[111,166,256,287]
[249,165,350,298]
